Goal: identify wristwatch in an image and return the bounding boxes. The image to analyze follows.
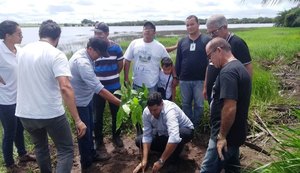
[158,158,164,165]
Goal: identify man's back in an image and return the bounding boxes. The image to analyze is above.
[16,41,71,119]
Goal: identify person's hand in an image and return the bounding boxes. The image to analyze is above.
[172,78,178,88]
[203,87,207,100]
[217,138,227,160]
[133,161,146,173]
[75,120,87,138]
[152,161,163,173]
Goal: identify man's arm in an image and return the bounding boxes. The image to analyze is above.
[203,66,209,100]
[133,142,151,173]
[117,59,124,73]
[244,63,253,78]
[217,99,237,160]
[152,143,177,173]
[123,59,131,86]
[57,76,86,138]
[98,88,121,106]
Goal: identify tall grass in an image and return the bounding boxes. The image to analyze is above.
[252,110,300,173]
[251,62,280,103]
[235,27,300,62]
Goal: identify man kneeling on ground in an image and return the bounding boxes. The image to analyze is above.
[133,92,194,173]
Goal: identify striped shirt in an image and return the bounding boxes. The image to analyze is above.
[94,40,123,91]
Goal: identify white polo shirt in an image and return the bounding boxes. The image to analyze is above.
[16,41,71,119]
[0,41,18,105]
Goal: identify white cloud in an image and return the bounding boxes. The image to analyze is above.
[0,0,297,23]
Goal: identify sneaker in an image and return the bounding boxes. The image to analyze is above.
[113,136,124,148]
[93,152,111,162]
[19,154,36,162]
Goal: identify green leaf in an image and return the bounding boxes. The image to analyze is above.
[122,104,131,115]
[116,108,125,130]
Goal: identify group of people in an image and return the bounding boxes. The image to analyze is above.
[0,13,252,173]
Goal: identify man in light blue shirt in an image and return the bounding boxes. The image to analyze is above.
[133,92,194,173]
[69,37,121,170]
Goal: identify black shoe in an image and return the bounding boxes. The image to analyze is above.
[18,153,36,162]
[95,139,104,150]
[113,136,124,148]
[93,152,111,162]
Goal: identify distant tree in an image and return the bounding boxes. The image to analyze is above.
[242,0,299,5]
[81,19,94,25]
[274,7,300,27]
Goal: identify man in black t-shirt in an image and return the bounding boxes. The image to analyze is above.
[200,38,251,173]
[203,14,252,104]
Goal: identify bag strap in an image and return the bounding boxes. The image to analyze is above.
[165,74,172,90]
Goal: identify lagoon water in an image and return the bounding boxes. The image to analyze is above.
[20,23,273,53]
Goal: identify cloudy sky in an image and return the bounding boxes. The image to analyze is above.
[0,0,297,23]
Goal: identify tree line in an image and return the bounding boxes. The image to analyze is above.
[80,17,275,26]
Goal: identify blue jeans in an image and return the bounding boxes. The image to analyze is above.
[0,104,27,167]
[179,80,204,128]
[200,139,240,173]
[20,114,74,173]
[93,91,121,146]
[77,101,97,169]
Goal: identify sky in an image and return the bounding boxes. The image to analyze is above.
[0,0,297,24]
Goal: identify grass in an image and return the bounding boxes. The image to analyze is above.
[0,26,299,172]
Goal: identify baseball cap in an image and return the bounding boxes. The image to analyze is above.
[92,22,109,33]
[143,21,156,31]
[88,37,110,57]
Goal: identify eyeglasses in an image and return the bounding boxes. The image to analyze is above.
[208,26,223,36]
[207,47,222,59]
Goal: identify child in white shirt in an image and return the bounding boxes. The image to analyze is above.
[157,57,176,101]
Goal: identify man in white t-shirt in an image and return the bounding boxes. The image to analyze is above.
[16,20,86,173]
[123,21,170,93]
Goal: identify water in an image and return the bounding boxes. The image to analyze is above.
[19,23,273,53]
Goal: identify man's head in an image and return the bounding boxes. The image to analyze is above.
[206,14,229,38]
[185,15,199,35]
[39,20,61,46]
[147,92,163,119]
[143,21,156,43]
[92,22,109,40]
[86,37,110,60]
[206,37,232,68]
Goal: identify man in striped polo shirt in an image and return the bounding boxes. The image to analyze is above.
[92,22,124,148]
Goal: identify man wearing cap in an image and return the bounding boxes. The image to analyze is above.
[123,21,171,93]
[92,22,124,148]
[69,37,121,170]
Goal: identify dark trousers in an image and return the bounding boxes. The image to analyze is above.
[20,115,74,173]
[0,104,27,167]
[77,101,97,169]
[135,127,194,161]
[93,91,121,145]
